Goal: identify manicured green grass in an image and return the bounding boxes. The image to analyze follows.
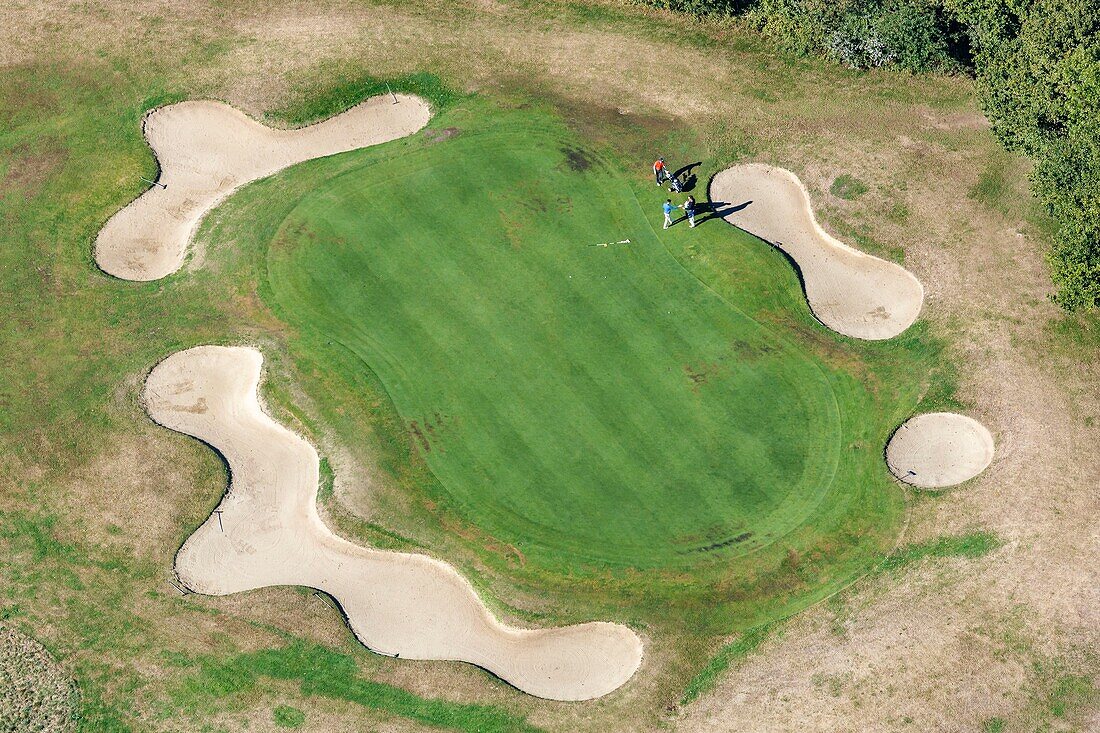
[187,98,952,638]
[265,123,842,570]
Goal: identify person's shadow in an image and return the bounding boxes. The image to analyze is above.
[696,199,752,225]
[671,162,702,192]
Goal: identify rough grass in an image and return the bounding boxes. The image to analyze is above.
[165,642,542,733]
[0,627,80,733]
[271,704,305,729]
[830,174,868,201]
[269,71,462,126]
[680,530,1002,706]
[878,531,1001,573]
[679,621,778,706]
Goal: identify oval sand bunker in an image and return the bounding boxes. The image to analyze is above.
[144,345,643,701]
[96,94,431,281]
[886,412,994,488]
[711,164,924,340]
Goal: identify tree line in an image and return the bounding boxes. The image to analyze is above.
[646,0,1099,310]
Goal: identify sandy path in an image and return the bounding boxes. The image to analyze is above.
[886,412,995,488]
[143,345,643,701]
[95,94,431,281]
[710,164,924,340]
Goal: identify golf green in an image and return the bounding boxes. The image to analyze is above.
[261,123,857,570]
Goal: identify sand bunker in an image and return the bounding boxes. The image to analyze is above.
[886,412,995,488]
[143,345,643,701]
[95,94,431,281]
[710,164,924,340]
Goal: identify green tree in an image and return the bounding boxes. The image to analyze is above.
[956,0,1100,308]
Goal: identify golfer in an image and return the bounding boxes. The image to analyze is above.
[663,199,677,229]
[653,157,666,185]
[683,195,697,227]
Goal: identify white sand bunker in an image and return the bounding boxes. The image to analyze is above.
[710,164,924,340]
[886,412,995,488]
[144,345,643,701]
[96,94,431,281]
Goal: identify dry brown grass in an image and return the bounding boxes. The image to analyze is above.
[3,0,1097,731]
[0,626,78,733]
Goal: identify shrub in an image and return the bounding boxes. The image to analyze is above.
[959,0,1100,308]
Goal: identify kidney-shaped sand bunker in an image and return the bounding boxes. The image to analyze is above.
[95,94,431,281]
[144,345,644,701]
[711,163,924,341]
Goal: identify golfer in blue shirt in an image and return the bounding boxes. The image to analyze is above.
[663,199,677,229]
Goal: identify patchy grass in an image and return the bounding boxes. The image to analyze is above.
[317,456,335,503]
[1044,674,1097,722]
[680,622,779,706]
[269,71,462,126]
[166,642,543,733]
[879,532,1001,573]
[0,626,81,733]
[830,174,869,201]
[272,704,305,728]
[822,209,906,263]
[968,154,1011,217]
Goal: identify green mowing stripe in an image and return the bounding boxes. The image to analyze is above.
[879,531,1002,573]
[270,71,463,126]
[679,533,1000,706]
[680,621,779,706]
[261,123,848,569]
[166,642,542,733]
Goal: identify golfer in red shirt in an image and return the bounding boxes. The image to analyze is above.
[653,157,666,185]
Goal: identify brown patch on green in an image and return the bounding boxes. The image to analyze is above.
[683,362,722,391]
[438,512,527,567]
[408,420,431,453]
[690,532,754,554]
[423,126,461,144]
[548,91,682,157]
[727,337,775,362]
[407,413,456,454]
[0,141,67,199]
[561,146,591,171]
